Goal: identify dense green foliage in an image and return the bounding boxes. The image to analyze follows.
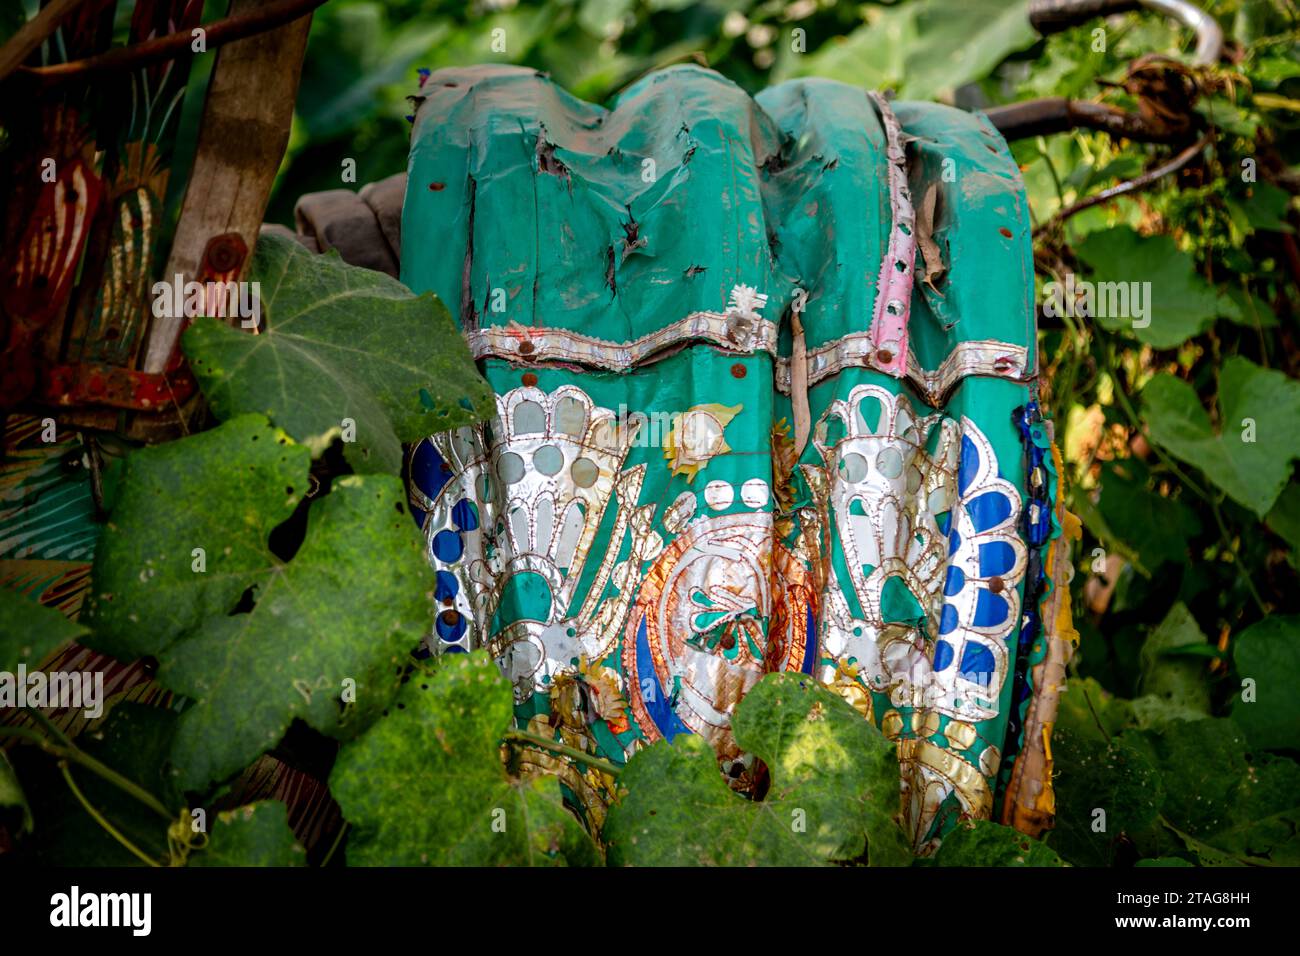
[3,0,1298,867]
[268,0,1300,865]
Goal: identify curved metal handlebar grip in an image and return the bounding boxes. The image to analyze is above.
[1028,0,1223,65]
[1029,0,1142,34]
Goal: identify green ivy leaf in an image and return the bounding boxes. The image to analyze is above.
[1094,460,1201,573]
[189,801,305,867]
[1231,615,1300,751]
[1141,356,1300,517]
[1137,603,1213,717]
[86,414,432,790]
[1122,718,1248,838]
[86,414,309,662]
[159,471,432,791]
[330,651,598,866]
[603,673,911,866]
[1074,227,1235,348]
[934,819,1068,867]
[1048,727,1164,866]
[0,586,86,673]
[183,232,495,475]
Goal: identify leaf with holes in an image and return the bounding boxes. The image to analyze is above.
[330,651,599,866]
[159,470,433,791]
[85,415,432,790]
[85,414,310,662]
[602,673,911,866]
[183,231,495,475]
[1141,356,1300,517]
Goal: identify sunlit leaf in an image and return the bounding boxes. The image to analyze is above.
[184,233,495,475]
[330,651,599,866]
[1141,356,1300,517]
[603,673,911,866]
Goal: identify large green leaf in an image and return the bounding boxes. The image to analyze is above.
[1055,677,1136,744]
[1265,482,1300,571]
[1127,721,1300,866]
[1137,602,1212,717]
[159,471,433,791]
[1141,356,1300,516]
[86,414,432,790]
[1075,227,1237,348]
[1209,755,1300,865]
[780,0,1037,102]
[1048,727,1164,866]
[188,801,305,867]
[86,414,309,662]
[1094,460,1201,573]
[934,819,1068,867]
[603,673,911,866]
[1122,718,1248,838]
[0,586,86,673]
[1231,615,1300,751]
[183,232,495,475]
[330,652,598,866]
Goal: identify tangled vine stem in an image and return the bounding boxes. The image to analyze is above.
[503,728,624,778]
[59,762,161,867]
[320,821,350,867]
[1033,133,1215,238]
[0,712,172,821]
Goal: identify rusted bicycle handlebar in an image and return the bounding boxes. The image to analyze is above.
[986,0,1224,142]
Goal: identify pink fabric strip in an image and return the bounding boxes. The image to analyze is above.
[867,91,916,379]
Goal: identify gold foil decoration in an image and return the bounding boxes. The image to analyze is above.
[662,404,741,482]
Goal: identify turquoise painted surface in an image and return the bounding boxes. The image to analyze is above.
[402,64,1040,850]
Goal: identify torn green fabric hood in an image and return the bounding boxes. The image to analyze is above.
[401,63,1068,855]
